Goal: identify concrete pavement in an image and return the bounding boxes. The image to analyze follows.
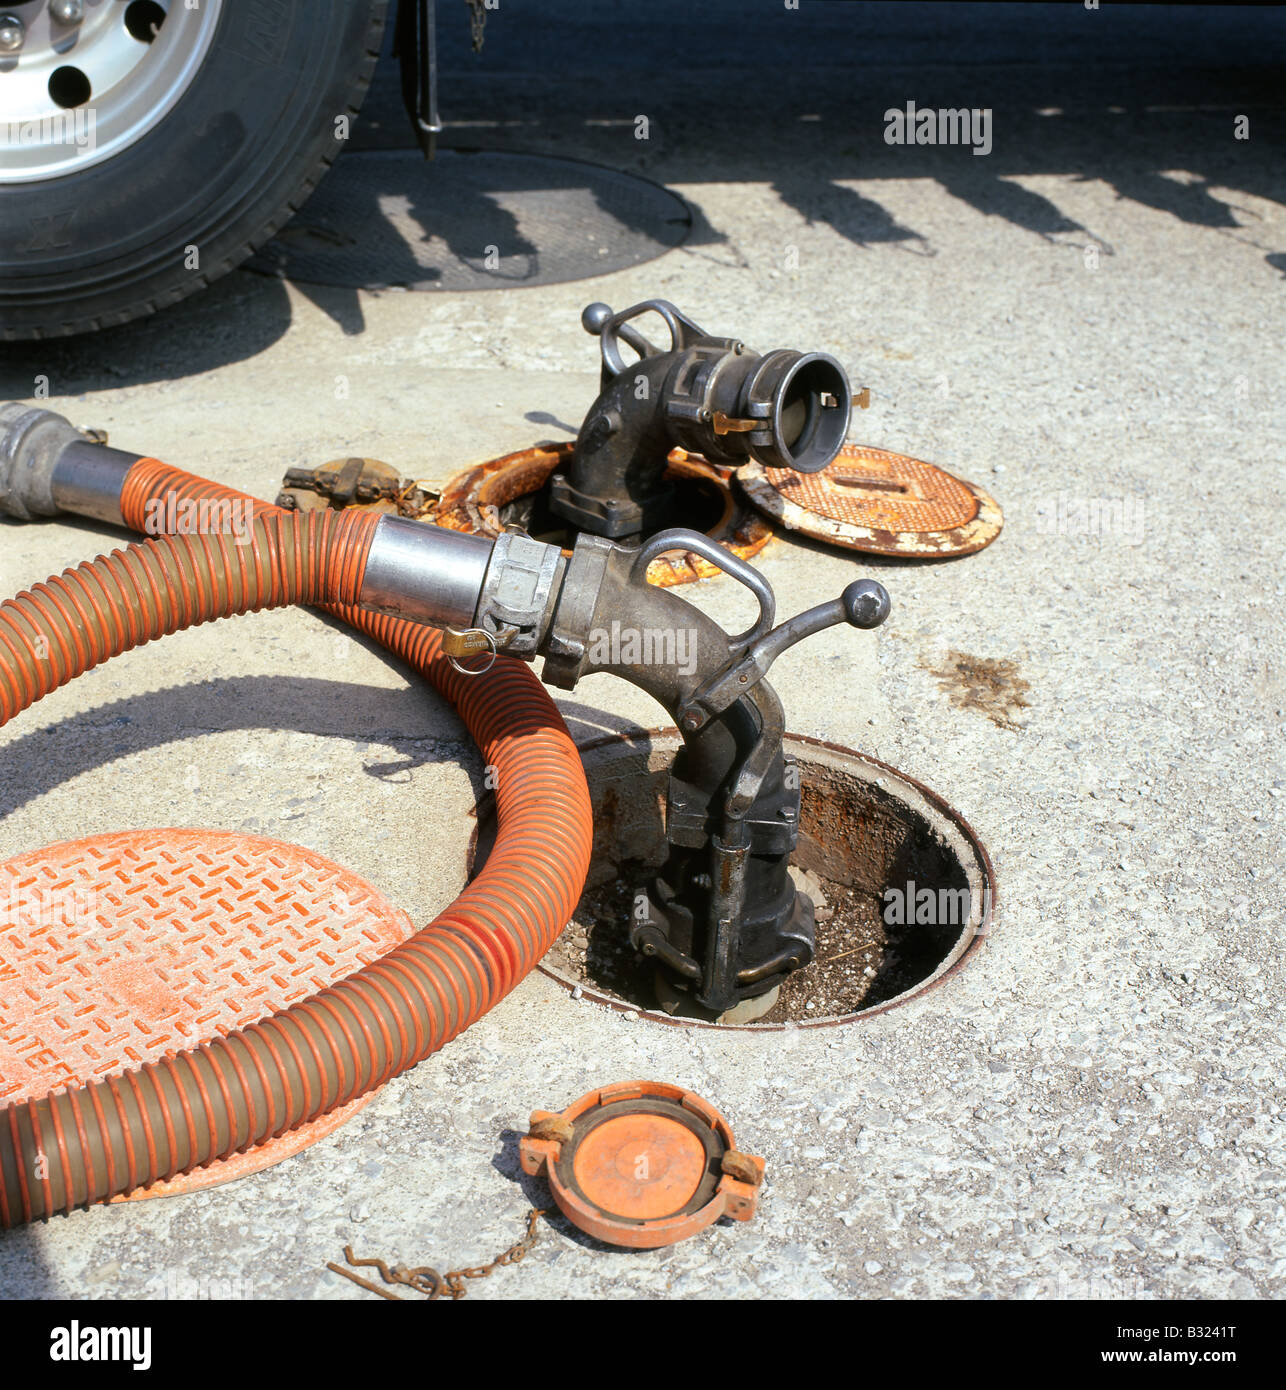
[0,1,1282,1300]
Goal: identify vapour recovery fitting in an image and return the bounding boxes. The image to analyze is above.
[0,407,889,1217]
[0,405,892,1018]
[548,298,854,542]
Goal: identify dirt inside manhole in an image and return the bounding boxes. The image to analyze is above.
[545,860,949,1021]
[469,731,993,1028]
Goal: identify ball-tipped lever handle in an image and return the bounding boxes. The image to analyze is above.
[678,579,891,732]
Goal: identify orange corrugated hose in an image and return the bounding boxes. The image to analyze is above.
[0,463,592,1226]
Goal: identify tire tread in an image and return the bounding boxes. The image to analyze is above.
[0,0,388,341]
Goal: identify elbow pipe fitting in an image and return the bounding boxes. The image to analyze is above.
[548,299,852,541]
[536,529,889,1015]
[540,537,805,1014]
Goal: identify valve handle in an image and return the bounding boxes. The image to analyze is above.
[583,299,713,378]
[839,579,892,630]
[631,528,776,649]
[677,578,890,731]
[745,579,889,671]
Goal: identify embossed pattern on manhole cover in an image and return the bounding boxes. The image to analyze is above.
[738,444,1003,558]
[0,830,415,1198]
[247,150,692,291]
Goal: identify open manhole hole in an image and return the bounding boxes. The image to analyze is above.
[246,150,691,291]
[469,730,994,1030]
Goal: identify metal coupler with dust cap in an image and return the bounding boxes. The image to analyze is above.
[0,402,890,1020]
[548,298,853,542]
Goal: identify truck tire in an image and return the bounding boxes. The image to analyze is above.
[0,0,388,341]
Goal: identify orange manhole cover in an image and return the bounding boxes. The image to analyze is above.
[432,441,772,586]
[0,829,415,1200]
[737,443,1002,557]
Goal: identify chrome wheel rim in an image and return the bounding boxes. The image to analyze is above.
[0,0,224,184]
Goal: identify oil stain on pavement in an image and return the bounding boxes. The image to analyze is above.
[923,650,1031,731]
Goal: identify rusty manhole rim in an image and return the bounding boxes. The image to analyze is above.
[432,441,774,586]
[499,729,997,1032]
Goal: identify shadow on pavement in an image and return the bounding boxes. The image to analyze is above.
[3,1,1281,390]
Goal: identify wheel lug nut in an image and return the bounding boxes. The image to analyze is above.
[0,13,25,52]
[50,0,85,25]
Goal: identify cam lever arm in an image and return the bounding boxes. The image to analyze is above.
[677,579,890,734]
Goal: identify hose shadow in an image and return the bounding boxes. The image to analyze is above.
[547,701,666,751]
[0,673,473,826]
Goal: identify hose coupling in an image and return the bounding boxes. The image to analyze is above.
[548,299,857,542]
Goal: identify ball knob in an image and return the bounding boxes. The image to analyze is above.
[581,302,613,335]
[841,579,891,629]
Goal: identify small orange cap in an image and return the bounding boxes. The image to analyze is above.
[519,1081,764,1249]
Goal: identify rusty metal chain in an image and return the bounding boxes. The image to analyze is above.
[328,1208,545,1301]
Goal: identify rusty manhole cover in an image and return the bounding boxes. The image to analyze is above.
[469,731,995,1031]
[433,441,773,586]
[0,829,415,1199]
[247,150,691,292]
[738,443,1002,558]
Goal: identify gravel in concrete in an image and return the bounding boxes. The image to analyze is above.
[0,2,1282,1300]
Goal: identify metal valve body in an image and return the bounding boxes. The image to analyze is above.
[0,380,890,1020]
[549,299,852,542]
